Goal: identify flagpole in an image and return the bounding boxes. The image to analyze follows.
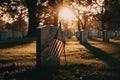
[59,22,67,66]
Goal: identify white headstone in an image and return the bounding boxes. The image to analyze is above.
[7,30,12,39]
[115,31,120,38]
[103,30,110,42]
[80,30,88,43]
[0,30,7,40]
[36,25,60,68]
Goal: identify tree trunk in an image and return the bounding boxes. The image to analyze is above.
[77,10,80,31]
[25,0,38,37]
[54,11,58,27]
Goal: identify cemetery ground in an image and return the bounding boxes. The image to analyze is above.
[0,36,120,80]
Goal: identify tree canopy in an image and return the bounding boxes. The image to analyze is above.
[1,0,120,37]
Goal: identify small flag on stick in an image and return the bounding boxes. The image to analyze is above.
[49,23,65,57]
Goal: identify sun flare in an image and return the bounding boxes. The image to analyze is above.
[59,7,75,20]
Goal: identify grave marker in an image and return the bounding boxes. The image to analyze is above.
[80,30,88,43]
[103,30,110,42]
[36,25,60,68]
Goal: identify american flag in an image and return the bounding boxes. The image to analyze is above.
[49,23,65,57]
[49,39,64,57]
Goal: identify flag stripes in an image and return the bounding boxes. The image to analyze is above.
[49,39,64,57]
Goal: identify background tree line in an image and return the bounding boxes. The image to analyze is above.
[0,0,120,37]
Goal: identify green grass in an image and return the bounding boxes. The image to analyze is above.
[0,37,120,80]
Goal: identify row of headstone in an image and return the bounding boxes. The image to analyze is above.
[88,30,120,38]
[75,30,98,39]
[57,30,120,40]
[88,30,98,38]
[74,30,88,43]
[74,30,120,43]
[62,31,74,39]
[0,30,27,41]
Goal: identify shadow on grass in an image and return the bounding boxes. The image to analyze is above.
[89,38,102,42]
[1,65,97,80]
[0,37,35,49]
[90,37,120,48]
[111,37,120,40]
[81,43,120,73]
[4,67,60,80]
[3,64,120,80]
[108,42,120,47]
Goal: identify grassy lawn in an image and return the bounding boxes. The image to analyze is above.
[0,37,120,80]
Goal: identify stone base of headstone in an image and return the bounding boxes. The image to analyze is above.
[103,30,110,42]
[41,46,60,68]
[80,30,88,43]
